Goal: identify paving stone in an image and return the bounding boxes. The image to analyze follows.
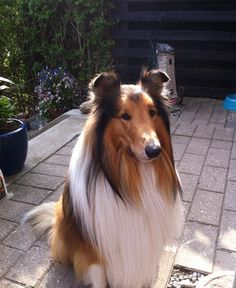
[0,245,22,277]
[170,123,178,135]
[170,115,176,126]
[3,224,38,251]
[173,143,187,161]
[175,222,218,273]
[201,98,217,106]
[186,138,210,155]
[0,279,24,287]
[228,160,236,181]
[231,142,236,159]
[45,154,71,166]
[213,128,234,141]
[188,190,223,226]
[195,110,212,123]
[214,250,236,272]
[182,99,200,113]
[6,246,52,287]
[56,145,73,156]
[0,200,34,223]
[195,110,212,121]
[174,123,197,137]
[9,184,52,205]
[0,219,17,241]
[234,131,236,142]
[193,126,215,139]
[182,201,191,221]
[66,138,78,147]
[197,106,214,116]
[34,235,50,250]
[210,109,227,124]
[178,154,205,175]
[172,135,191,145]
[38,264,79,288]
[205,148,230,168]
[199,166,227,193]
[207,123,225,129]
[215,100,224,108]
[16,173,64,190]
[218,210,236,252]
[192,119,209,126]
[31,162,67,177]
[43,184,64,202]
[179,173,199,202]
[177,111,196,123]
[224,181,236,211]
[210,139,232,150]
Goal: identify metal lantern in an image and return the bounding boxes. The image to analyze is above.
[156,44,180,109]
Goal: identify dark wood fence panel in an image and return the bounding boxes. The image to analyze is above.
[112,0,236,99]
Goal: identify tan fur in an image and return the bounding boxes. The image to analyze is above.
[50,182,101,279]
[99,89,178,202]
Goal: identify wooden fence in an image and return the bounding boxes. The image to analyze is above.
[112,0,236,99]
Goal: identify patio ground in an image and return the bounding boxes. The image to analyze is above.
[0,97,236,288]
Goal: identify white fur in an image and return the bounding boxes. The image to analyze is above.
[22,202,55,237]
[83,264,107,288]
[69,132,183,288]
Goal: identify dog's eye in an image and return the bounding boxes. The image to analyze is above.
[121,113,131,121]
[149,109,156,117]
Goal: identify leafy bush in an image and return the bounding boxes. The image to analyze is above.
[35,67,82,120]
[0,0,114,116]
[18,0,114,84]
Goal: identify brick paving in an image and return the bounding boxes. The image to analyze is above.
[0,98,236,287]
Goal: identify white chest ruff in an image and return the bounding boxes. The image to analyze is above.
[69,134,183,288]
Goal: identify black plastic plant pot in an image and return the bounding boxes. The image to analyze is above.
[0,119,28,176]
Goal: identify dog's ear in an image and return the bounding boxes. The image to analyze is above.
[140,68,169,98]
[89,72,121,108]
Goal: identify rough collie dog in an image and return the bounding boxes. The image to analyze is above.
[23,69,183,288]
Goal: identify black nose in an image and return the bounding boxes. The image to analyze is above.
[145,144,161,159]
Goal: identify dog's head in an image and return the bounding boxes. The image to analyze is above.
[88,69,170,162]
[85,69,180,202]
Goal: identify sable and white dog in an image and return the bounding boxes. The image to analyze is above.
[23,69,183,288]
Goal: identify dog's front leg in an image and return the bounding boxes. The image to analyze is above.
[82,264,107,288]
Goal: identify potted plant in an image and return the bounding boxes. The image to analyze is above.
[0,77,28,176]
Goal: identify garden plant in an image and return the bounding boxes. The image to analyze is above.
[0,0,114,119]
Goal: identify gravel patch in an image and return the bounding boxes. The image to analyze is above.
[168,267,207,288]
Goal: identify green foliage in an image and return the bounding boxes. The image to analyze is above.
[0,0,114,115]
[0,77,15,126]
[18,0,114,83]
[0,96,15,126]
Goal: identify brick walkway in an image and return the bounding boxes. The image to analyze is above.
[1,98,236,287]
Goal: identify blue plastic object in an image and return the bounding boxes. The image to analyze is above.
[223,94,236,111]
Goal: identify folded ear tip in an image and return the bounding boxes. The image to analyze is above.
[140,69,169,87]
[92,71,120,89]
[149,69,169,83]
[159,71,169,83]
